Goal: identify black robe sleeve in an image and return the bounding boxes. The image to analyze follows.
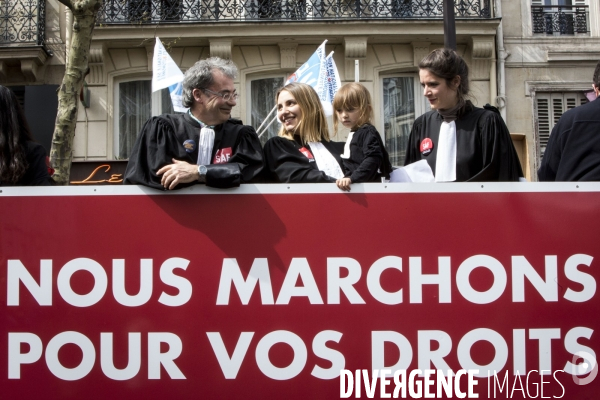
[123,116,191,190]
[345,125,385,183]
[468,110,524,182]
[205,124,264,188]
[537,121,561,181]
[404,117,425,166]
[264,136,336,183]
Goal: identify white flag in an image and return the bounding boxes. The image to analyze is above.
[152,37,184,92]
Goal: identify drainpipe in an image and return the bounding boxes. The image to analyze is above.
[495,0,509,121]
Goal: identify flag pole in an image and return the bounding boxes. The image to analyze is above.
[256,105,277,136]
[258,113,279,138]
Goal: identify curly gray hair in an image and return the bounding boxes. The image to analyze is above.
[182,57,238,108]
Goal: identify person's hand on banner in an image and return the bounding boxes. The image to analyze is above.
[157,159,204,190]
[336,177,352,191]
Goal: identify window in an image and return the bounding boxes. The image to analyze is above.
[114,79,179,159]
[381,75,430,166]
[531,0,589,35]
[535,92,587,159]
[247,75,286,146]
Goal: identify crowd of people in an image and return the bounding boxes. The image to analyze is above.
[2,49,598,188]
[122,48,530,191]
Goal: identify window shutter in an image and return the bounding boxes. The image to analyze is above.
[536,91,587,159]
[536,95,551,156]
[551,95,565,125]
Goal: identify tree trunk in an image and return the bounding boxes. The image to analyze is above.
[50,0,103,185]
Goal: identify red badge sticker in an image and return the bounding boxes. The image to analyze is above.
[420,138,433,155]
[299,147,314,160]
[213,147,233,164]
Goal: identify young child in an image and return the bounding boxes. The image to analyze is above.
[332,83,392,191]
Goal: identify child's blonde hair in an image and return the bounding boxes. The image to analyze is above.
[276,82,330,143]
[332,83,374,133]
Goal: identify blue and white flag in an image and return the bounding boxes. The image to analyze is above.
[317,52,342,116]
[325,53,341,104]
[168,82,187,113]
[152,37,184,93]
[284,40,341,117]
[285,40,327,89]
[259,39,341,135]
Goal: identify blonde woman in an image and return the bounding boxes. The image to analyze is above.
[264,82,345,183]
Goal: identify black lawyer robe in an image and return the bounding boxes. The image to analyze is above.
[404,103,523,182]
[341,123,393,182]
[538,97,600,181]
[263,135,345,183]
[124,114,264,189]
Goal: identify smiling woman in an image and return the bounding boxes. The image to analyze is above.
[263,82,345,183]
[404,48,524,182]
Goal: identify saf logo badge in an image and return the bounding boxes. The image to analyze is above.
[299,147,314,161]
[213,147,232,164]
[420,138,433,155]
[183,140,196,153]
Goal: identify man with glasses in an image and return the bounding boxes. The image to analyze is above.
[124,57,264,189]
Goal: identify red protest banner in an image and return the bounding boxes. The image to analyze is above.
[1,184,598,399]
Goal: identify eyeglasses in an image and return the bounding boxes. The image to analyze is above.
[201,88,239,102]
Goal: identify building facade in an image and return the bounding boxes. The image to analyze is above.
[2,0,562,179]
[502,0,599,179]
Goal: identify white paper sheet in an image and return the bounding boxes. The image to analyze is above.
[389,160,435,183]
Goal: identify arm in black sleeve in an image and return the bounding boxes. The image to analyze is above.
[204,125,264,188]
[537,122,563,181]
[349,126,384,183]
[264,137,336,183]
[124,117,184,190]
[205,164,241,188]
[469,112,524,182]
[404,118,423,166]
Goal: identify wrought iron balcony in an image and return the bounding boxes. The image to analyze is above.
[532,5,589,35]
[0,0,46,47]
[98,0,491,24]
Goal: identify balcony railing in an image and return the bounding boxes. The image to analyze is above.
[97,0,491,24]
[0,0,46,47]
[532,5,589,35]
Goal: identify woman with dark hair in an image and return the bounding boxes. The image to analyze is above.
[264,82,345,183]
[0,86,51,186]
[404,48,523,181]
